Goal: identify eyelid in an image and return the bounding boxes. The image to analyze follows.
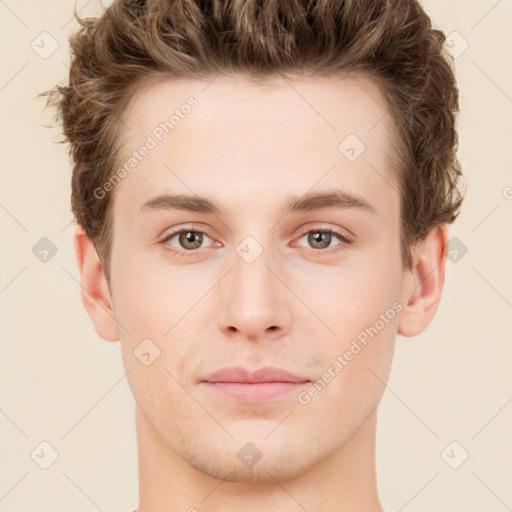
[295,223,353,243]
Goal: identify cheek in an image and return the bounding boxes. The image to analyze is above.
[111,254,180,336]
[302,295,398,427]
[310,250,402,389]
[321,259,403,338]
[111,258,207,385]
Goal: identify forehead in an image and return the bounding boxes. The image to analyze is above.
[120,73,395,147]
[113,74,400,220]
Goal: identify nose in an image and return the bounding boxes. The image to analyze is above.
[216,246,293,342]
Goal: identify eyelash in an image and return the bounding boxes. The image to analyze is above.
[160,225,353,257]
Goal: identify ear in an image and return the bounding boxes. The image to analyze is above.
[73,224,119,341]
[398,225,449,337]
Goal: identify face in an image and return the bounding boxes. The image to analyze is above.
[106,74,407,482]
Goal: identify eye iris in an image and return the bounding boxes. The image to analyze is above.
[179,231,203,250]
[308,231,331,249]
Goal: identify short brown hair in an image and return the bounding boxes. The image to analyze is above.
[40,0,464,285]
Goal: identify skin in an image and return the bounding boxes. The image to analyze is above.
[74,74,448,512]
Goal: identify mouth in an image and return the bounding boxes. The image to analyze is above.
[199,366,311,402]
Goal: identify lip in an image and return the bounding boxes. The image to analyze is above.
[200,366,310,402]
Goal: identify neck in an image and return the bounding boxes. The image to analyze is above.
[135,405,383,512]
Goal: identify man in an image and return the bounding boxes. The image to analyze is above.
[41,0,463,510]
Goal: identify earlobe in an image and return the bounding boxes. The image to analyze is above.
[73,225,119,342]
[397,225,449,337]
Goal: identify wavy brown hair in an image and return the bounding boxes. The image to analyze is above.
[40,0,464,285]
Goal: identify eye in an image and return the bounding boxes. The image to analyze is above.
[295,228,353,254]
[160,226,353,257]
[161,228,216,256]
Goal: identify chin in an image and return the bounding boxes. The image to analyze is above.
[191,452,316,483]
[180,432,325,483]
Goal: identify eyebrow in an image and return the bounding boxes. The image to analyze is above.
[139,189,376,217]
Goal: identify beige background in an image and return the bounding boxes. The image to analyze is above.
[1,0,511,511]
